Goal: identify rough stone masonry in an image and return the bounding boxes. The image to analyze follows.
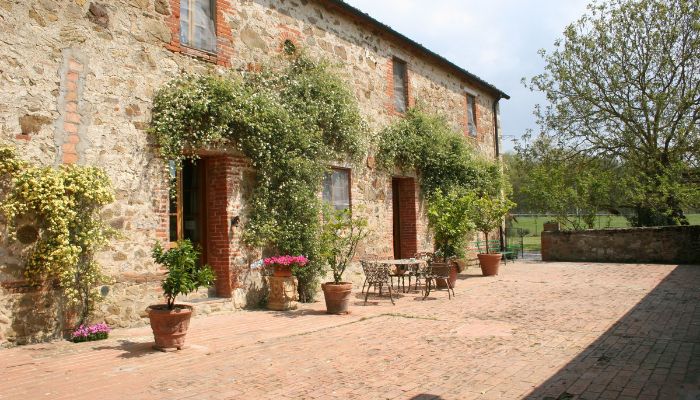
[0,0,507,345]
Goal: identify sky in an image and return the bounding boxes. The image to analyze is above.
[344,0,591,152]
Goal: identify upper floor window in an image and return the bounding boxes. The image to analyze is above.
[323,168,351,211]
[467,94,477,137]
[180,0,217,53]
[392,58,408,113]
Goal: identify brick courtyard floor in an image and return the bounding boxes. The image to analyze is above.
[1,261,698,400]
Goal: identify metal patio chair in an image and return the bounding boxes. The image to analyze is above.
[363,262,395,305]
[422,260,455,300]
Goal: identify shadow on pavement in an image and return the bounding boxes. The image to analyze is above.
[93,339,158,359]
[526,264,700,399]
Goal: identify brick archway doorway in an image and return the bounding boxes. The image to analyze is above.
[392,177,418,259]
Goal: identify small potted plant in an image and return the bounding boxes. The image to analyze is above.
[264,255,308,277]
[319,207,369,314]
[149,239,215,351]
[468,195,515,276]
[426,188,475,287]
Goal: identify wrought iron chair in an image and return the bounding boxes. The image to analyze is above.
[410,252,434,291]
[422,260,455,300]
[360,255,378,293]
[363,262,395,305]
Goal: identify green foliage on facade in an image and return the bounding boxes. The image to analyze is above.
[0,145,116,324]
[377,107,505,199]
[378,107,513,255]
[149,55,366,302]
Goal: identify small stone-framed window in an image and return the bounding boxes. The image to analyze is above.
[180,0,217,53]
[323,168,351,211]
[392,58,408,113]
[466,94,477,137]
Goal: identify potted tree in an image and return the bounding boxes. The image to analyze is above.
[426,188,475,288]
[149,240,215,350]
[319,207,369,314]
[468,196,515,276]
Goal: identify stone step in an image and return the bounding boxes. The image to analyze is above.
[181,297,236,317]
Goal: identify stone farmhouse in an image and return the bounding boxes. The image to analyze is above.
[0,0,508,344]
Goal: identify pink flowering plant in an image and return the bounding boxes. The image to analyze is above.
[263,255,308,273]
[70,323,110,343]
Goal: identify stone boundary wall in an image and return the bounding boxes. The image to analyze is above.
[541,225,700,264]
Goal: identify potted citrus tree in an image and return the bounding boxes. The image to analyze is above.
[426,188,475,287]
[149,239,215,350]
[319,207,369,314]
[468,196,515,276]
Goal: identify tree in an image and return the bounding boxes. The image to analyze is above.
[515,136,622,230]
[426,188,476,261]
[525,0,700,226]
[318,207,370,285]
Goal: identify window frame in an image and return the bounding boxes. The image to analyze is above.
[466,94,478,137]
[322,167,352,211]
[179,0,218,54]
[392,58,409,114]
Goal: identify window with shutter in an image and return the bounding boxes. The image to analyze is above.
[180,0,217,53]
[392,59,408,113]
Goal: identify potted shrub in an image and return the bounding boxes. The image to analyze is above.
[149,239,215,350]
[426,188,475,287]
[468,196,515,276]
[319,207,369,314]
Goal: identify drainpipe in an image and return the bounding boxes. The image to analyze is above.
[493,98,501,159]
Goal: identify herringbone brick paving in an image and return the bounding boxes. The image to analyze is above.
[1,261,698,399]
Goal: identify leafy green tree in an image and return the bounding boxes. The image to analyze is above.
[426,188,476,261]
[515,136,621,230]
[525,0,700,226]
[152,240,216,310]
[318,207,370,284]
[467,196,515,253]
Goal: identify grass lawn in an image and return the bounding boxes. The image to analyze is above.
[507,213,700,252]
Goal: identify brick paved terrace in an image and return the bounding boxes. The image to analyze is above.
[1,261,698,400]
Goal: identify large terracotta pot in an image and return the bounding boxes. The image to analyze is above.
[434,262,458,288]
[322,282,353,315]
[477,253,502,276]
[148,304,193,350]
[273,264,293,277]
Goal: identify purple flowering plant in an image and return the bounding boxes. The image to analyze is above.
[70,323,111,343]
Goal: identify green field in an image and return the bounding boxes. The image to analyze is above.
[506,214,700,252]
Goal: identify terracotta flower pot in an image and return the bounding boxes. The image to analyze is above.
[148,304,193,350]
[477,253,502,276]
[322,282,353,315]
[273,264,293,277]
[434,262,458,288]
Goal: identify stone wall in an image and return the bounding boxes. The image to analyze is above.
[0,0,503,344]
[541,226,700,264]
